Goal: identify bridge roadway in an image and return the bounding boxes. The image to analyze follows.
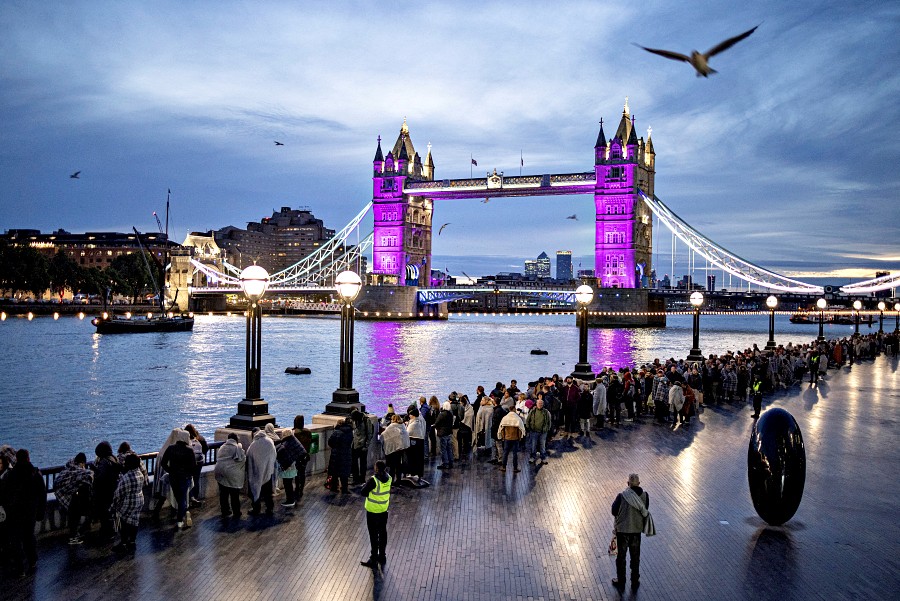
[9,355,898,600]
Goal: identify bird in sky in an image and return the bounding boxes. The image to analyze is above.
[566,214,578,220]
[438,223,450,235]
[69,171,81,179]
[634,25,759,77]
[274,141,284,146]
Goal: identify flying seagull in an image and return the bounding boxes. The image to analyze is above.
[274,140,284,146]
[70,171,81,179]
[566,214,578,221]
[634,25,759,77]
[482,198,490,204]
[438,223,450,235]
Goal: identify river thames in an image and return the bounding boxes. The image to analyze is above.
[0,312,860,467]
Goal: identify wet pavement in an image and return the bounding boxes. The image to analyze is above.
[6,353,899,600]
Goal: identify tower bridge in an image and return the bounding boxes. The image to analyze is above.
[176,101,897,320]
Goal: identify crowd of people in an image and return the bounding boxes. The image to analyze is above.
[0,330,896,578]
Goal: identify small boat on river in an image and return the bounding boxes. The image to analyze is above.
[285,366,312,375]
[530,349,549,355]
[92,313,194,334]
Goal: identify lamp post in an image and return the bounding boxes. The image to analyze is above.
[229,265,276,429]
[853,300,862,337]
[816,298,827,343]
[894,302,899,332]
[765,295,778,350]
[325,270,365,415]
[687,291,705,363]
[877,301,885,333]
[571,284,595,380]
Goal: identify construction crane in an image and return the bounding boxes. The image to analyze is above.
[153,211,164,234]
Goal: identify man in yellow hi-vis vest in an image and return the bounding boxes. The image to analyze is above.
[360,459,391,568]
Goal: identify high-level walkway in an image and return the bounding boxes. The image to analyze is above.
[7,355,899,601]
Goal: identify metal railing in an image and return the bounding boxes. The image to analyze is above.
[41,440,225,494]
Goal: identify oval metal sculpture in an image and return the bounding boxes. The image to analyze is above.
[747,408,806,525]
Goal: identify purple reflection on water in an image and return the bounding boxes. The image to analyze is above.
[588,328,637,370]
[364,320,404,415]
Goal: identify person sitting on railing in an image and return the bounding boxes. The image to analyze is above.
[53,452,93,545]
[111,453,144,554]
[90,442,121,543]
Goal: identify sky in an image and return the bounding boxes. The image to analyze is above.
[1,0,898,286]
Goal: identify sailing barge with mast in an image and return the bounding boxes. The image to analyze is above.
[92,191,194,334]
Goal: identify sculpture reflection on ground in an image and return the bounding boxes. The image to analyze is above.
[747,408,806,525]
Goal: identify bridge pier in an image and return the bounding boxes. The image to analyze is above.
[586,288,665,327]
[355,285,447,320]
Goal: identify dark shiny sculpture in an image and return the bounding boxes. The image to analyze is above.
[747,408,806,525]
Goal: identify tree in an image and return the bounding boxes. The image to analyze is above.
[109,252,159,304]
[0,244,50,297]
[48,251,81,299]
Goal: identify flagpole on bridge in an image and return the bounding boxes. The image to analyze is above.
[520,149,523,176]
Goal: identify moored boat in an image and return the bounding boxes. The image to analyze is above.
[92,313,194,334]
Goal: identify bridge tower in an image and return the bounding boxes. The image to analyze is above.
[371,120,435,287]
[593,98,655,288]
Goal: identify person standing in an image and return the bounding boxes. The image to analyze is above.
[111,454,145,554]
[668,381,686,425]
[160,430,195,529]
[381,414,410,483]
[405,407,426,484]
[214,433,246,518]
[525,397,551,464]
[247,430,277,514]
[611,473,651,589]
[592,377,608,429]
[496,404,526,473]
[276,430,309,508]
[359,460,391,568]
[326,418,354,492]
[183,424,208,508]
[4,449,46,576]
[350,409,373,485]
[292,415,313,497]
[91,441,121,542]
[751,375,764,419]
[434,401,455,470]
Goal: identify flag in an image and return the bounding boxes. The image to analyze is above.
[471,158,478,166]
[520,157,524,167]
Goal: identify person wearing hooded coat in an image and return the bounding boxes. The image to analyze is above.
[111,453,145,553]
[152,428,182,521]
[405,407,426,482]
[381,415,410,483]
[327,418,354,493]
[214,433,246,518]
[4,449,46,576]
[160,429,196,529]
[276,431,309,507]
[91,441,121,541]
[53,452,93,544]
[592,378,608,429]
[247,430,277,515]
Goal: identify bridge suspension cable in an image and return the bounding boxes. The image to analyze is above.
[838,272,900,294]
[190,201,373,289]
[639,191,824,294]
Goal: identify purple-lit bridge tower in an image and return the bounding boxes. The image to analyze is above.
[358,101,663,324]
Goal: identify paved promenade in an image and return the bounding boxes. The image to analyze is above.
[7,355,900,601]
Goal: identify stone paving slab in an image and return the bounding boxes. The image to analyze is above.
[4,355,900,601]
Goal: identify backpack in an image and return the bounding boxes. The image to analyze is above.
[501,425,522,441]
